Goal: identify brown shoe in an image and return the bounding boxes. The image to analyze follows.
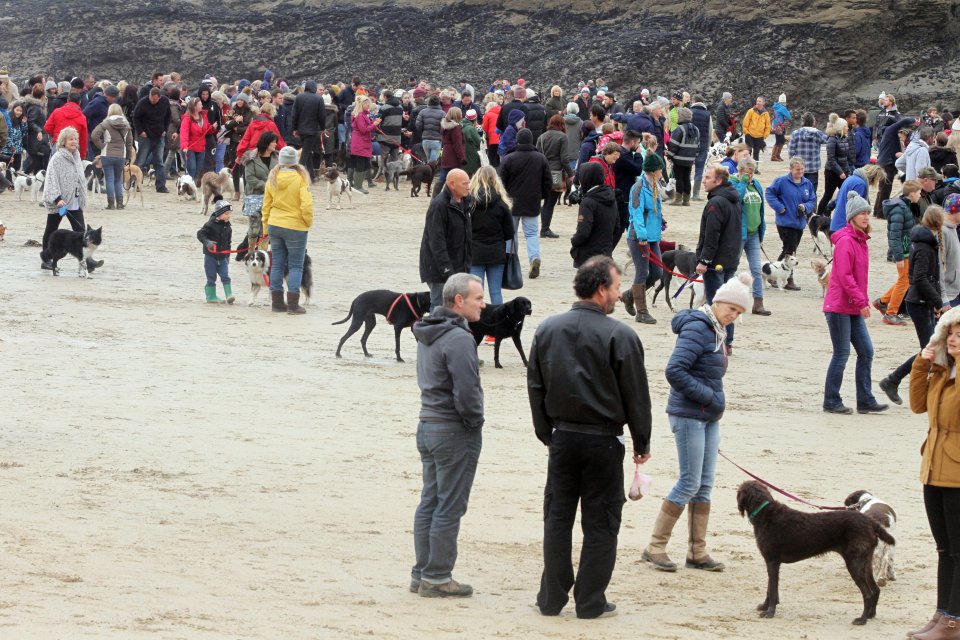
[419,578,473,598]
[529,258,541,279]
[752,298,771,316]
[286,292,306,314]
[913,615,960,639]
[784,276,800,291]
[270,290,287,312]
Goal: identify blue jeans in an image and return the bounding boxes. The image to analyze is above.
[185,150,205,181]
[215,142,227,173]
[427,282,444,311]
[412,420,482,585]
[100,156,124,201]
[512,216,540,263]
[203,253,230,286]
[824,312,877,409]
[703,269,735,345]
[268,225,308,293]
[470,263,505,304]
[741,232,764,299]
[627,235,661,286]
[666,415,720,506]
[135,136,166,188]
[422,139,441,163]
[694,148,708,186]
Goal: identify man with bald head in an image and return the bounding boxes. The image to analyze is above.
[419,168,475,310]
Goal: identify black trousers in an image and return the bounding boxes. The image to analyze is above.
[817,170,844,216]
[874,163,898,217]
[42,208,84,250]
[541,190,561,232]
[486,144,500,168]
[675,164,692,195]
[924,484,960,615]
[538,430,625,619]
[744,134,764,161]
[299,133,319,180]
[776,225,803,261]
[889,302,937,384]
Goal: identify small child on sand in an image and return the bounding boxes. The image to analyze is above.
[197,196,235,304]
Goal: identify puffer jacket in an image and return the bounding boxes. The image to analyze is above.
[536,129,568,172]
[45,102,89,159]
[882,196,918,261]
[823,223,870,315]
[416,105,444,142]
[179,112,213,153]
[563,114,581,161]
[696,182,743,270]
[571,184,617,267]
[523,99,548,143]
[470,187,514,265]
[376,96,403,147]
[235,115,286,162]
[482,105,501,145]
[627,175,663,243]
[665,309,727,421]
[904,225,942,306]
[825,134,852,176]
[22,94,49,154]
[499,140,552,217]
[742,106,770,139]
[262,167,314,231]
[576,129,600,167]
[197,213,232,257]
[91,115,135,159]
[350,110,375,158]
[462,122,482,175]
[440,118,466,169]
[666,122,700,166]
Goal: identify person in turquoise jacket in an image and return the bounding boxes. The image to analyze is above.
[623,152,665,324]
[730,157,768,314]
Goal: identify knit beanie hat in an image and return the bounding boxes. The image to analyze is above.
[516,128,533,145]
[508,108,526,127]
[778,94,787,103]
[846,191,871,221]
[642,152,665,173]
[712,273,753,311]
[278,146,298,166]
[722,92,732,101]
[944,193,960,215]
[677,107,692,124]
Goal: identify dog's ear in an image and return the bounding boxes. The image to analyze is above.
[844,490,867,507]
[86,224,92,231]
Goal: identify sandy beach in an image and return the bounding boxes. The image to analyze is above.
[0,155,935,639]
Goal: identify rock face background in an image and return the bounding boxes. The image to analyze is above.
[4,0,960,113]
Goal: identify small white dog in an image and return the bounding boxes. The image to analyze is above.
[176,174,199,201]
[14,170,44,201]
[761,254,800,289]
[324,167,356,210]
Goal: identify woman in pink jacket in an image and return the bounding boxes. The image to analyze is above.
[349,96,379,194]
[822,191,889,414]
[180,97,212,181]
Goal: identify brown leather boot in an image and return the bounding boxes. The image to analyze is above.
[270,290,287,312]
[621,288,636,316]
[681,193,690,206]
[914,615,960,639]
[633,284,656,324]
[686,502,725,571]
[286,292,306,314]
[642,500,684,571]
[908,612,943,638]
[752,298,771,316]
[771,144,783,161]
[784,276,801,291]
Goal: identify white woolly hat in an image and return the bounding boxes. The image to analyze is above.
[778,93,786,103]
[712,273,753,312]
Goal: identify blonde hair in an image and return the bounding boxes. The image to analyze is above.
[267,164,311,190]
[116,80,128,94]
[56,126,79,149]
[860,163,888,186]
[550,84,562,97]
[923,205,945,232]
[106,103,124,117]
[445,107,462,124]
[469,165,511,207]
[259,102,276,117]
[352,96,371,118]
[902,179,922,196]
[482,92,496,106]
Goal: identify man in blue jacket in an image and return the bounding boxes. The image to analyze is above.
[765,157,817,291]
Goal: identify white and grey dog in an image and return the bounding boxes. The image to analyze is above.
[14,169,44,201]
[243,249,270,306]
[324,167,357,210]
[761,254,800,289]
[844,490,897,586]
[176,174,199,201]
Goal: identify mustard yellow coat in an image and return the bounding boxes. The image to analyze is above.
[911,356,960,488]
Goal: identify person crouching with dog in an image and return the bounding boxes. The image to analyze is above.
[197,197,235,304]
[908,306,960,639]
[642,272,750,573]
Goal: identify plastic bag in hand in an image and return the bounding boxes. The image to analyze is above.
[628,465,652,501]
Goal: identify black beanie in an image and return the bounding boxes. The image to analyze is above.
[517,128,533,145]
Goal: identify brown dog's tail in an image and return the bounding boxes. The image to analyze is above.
[875,522,895,546]
[331,300,355,325]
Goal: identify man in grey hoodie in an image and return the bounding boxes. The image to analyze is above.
[410,273,486,599]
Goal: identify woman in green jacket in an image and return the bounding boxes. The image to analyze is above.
[242,131,278,250]
[462,110,483,177]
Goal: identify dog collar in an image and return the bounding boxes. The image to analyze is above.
[748,500,770,524]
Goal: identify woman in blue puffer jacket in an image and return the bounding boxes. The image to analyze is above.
[622,151,665,325]
[642,273,752,574]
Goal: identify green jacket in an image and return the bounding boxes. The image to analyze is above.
[243,153,278,195]
[463,123,482,176]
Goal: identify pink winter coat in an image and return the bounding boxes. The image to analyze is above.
[350,110,375,158]
[823,223,870,315]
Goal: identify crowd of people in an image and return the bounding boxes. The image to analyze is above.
[2,67,960,636]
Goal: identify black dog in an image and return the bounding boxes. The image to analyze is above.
[807,213,833,257]
[468,296,532,368]
[40,224,103,277]
[233,236,312,302]
[736,480,895,625]
[333,290,431,362]
[399,161,436,198]
[650,248,698,311]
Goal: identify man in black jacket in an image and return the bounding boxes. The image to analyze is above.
[419,169,473,310]
[132,88,171,192]
[523,93,548,144]
[528,256,652,619]
[499,128,552,278]
[292,81,324,183]
[611,130,644,248]
[695,166,743,349]
[496,86,527,133]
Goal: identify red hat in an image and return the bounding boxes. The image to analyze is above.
[413,88,426,99]
[517,78,525,86]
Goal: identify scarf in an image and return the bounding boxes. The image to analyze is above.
[699,303,726,353]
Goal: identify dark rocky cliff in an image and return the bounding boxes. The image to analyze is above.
[3,0,959,113]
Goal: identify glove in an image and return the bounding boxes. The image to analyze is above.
[204,240,215,251]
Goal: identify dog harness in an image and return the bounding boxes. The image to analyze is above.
[748,501,770,524]
[385,293,422,325]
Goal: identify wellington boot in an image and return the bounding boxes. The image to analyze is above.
[205,285,224,303]
[686,502,725,571]
[681,193,690,206]
[692,183,702,201]
[621,288,636,316]
[106,196,115,210]
[353,170,369,195]
[642,500,684,571]
[633,284,656,324]
[223,283,235,304]
[287,292,306,314]
[271,290,287,312]
[752,298,771,316]
[671,193,683,206]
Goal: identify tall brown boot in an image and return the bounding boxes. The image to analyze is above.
[771,144,783,161]
[271,290,287,312]
[642,500,684,571]
[286,292,306,314]
[752,298,771,316]
[686,502,725,571]
[913,615,960,639]
[633,284,656,324]
[784,275,800,291]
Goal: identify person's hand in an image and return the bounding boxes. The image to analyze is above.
[140,132,147,138]
[895,151,902,158]
[55,199,65,207]
[840,173,846,180]
[171,133,178,140]
[293,130,298,137]
[638,240,648,246]
[634,452,651,464]
[941,304,953,314]
[695,263,707,275]
[860,306,871,318]
[921,345,936,361]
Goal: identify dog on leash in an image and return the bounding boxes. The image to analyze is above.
[14,170,44,201]
[737,480,894,625]
[82,160,103,194]
[762,254,799,289]
[811,258,831,298]
[400,161,436,197]
[383,159,404,191]
[242,249,270,306]
[333,290,431,362]
[123,163,144,207]
[40,224,103,277]
[649,248,699,311]
[176,174,199,201]
[844,490,897,586]
[323,166,357,210]
[808,213,833,259]
[468,296,533,368]
[200,168,233,215]
[233,235,311,304]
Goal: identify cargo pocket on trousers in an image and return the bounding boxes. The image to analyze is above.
[605,500,623,534]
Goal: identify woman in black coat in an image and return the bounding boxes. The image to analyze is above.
[468,166,515,304]
[817,119,852,216]
[570,162,618,267]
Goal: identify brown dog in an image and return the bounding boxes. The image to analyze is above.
[811,258,831,298]
[737,480,894,625]
[200,168,233,215]
[123,163,144,207]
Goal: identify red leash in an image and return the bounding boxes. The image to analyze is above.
[719,450,848,511]
[642,245,704,283]
[209,234,269,256]
[385,293,422,325]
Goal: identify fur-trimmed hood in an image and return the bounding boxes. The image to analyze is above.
[22,94,46,108]
[441,118,460,131]
[930,306,960,368]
